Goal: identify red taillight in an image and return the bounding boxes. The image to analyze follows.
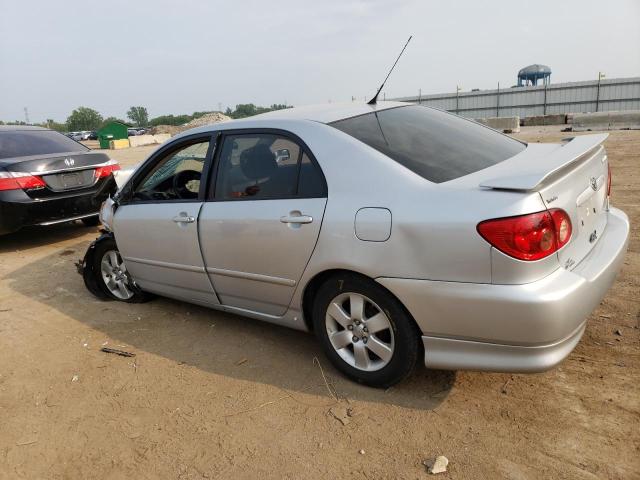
[477,209,572,261]
[607,162,612,197]
[94,161,121,179]
[0,172,46,192]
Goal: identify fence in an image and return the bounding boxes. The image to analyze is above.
[394,77,640,119]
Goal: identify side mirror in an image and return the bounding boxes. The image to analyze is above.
[274,148,290,164]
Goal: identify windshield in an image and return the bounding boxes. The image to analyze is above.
[330,105,526,183]
[0,130,89,160]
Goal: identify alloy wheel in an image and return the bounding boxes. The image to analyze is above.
[100,249,134,300]
[325,292,395,372]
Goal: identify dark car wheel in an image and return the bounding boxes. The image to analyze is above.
[81,216,101,227]
[91,237,150,303]
[312,273,421,388]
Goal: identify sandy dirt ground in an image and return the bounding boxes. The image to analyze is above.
[0,126,638,479]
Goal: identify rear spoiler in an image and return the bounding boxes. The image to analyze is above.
[479,133,608,191]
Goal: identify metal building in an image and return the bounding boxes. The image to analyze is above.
[396,76,640,120]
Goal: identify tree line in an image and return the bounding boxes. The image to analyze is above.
[0,104,291,132]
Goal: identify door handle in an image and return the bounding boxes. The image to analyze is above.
[280,214,313,224]
[172,215,195,223]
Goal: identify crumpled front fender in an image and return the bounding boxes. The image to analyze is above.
[77,230,114,300]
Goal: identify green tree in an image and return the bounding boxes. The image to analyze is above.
[148,114,192,127]
[127,106,149,127]
[43,119,67,132]
[100,116,129,128]
[66,107,103,131]
[226,103,291,119]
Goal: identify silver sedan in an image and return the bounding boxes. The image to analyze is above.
[81,102,629,387]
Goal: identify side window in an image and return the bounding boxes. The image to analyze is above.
[215,134,302,200]
[133,140,209,202]
[297,153,325,197]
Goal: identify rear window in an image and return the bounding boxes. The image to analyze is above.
[330,105,526,183]
[0,130,89,160]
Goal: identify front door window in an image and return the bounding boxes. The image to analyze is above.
[133,141,210,202]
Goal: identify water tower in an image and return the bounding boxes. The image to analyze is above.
[517,64,551,87]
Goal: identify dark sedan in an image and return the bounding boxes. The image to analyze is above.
[0,126,120,235]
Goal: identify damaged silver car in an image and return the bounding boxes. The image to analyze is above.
[80,102,629,387]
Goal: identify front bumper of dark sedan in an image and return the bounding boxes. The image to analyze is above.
[0,176,116,235]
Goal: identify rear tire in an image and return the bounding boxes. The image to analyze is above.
[312,273,421,388]
[81,216,100,227]
[91,237,151,303]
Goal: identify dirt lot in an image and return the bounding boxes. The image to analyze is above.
[0,126,638,479]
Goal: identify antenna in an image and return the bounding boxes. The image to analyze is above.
[367,35,412,105]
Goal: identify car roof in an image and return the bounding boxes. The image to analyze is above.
[0,125,50,132]
[251,100,410,124]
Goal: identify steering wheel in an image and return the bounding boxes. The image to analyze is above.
[172,170,201,199]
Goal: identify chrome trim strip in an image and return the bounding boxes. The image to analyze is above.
[38,212,98,226]
[123,256,205,273]
[30,160,113,176]
[206,267,296,287]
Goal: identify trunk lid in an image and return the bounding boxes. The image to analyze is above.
[479,134,609,269]
[3,151,112,195]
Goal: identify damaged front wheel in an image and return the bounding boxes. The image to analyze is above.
[100,249,134,300]
[81,234,151,303]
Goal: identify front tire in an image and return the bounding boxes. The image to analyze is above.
[91,237,150,303]
[312,273,421,388]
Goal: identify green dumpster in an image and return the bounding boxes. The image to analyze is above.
[97,121,129,149]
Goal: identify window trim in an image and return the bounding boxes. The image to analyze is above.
[119,133,217,205]
[205,128,327,202]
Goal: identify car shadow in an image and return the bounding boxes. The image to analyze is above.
[2,240,455,410]
[0,223,97,253]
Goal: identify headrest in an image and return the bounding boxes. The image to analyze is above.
[240,144,277,180]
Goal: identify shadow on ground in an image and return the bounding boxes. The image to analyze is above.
[3,240,455,410]
[0,222,96,253]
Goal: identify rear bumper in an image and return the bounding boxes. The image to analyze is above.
[0,177,115,235]
[377,207,629,372]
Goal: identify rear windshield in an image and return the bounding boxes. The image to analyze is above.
[0,130,89,160]
[330,105,526,183]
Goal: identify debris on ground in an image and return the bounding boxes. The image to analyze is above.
[16,439,38,446]
[329,406,350,426]
[424,455,449,474]
[235,358,248,366]
[71,375,79,382]
[615,329,623,336]
[100,347,136,357]
[501,377,512,394]
[359,449,365,455]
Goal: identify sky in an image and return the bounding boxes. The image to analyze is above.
[1,0,639,123]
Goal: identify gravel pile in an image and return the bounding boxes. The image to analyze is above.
[184,112,231,128]
[150,112,231,136]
